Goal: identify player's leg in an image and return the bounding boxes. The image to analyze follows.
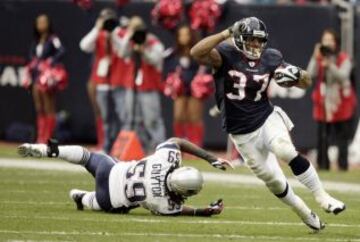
[18,141,116,211]
[69,152,116,211]
[69,189,101,211]
[231,136,324,230]
[266,108,345,214]
[18,141,91,164]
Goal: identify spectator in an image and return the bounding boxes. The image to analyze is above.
[307,29,357,170]
[112,16,166,151]
[26,14,66,143]
[164,25,207,146]
[80,8,120,153]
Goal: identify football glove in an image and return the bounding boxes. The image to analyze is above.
[228,21,243,36]
[207,198,224,215]
[210,158,234,170]
[274,64,301,87]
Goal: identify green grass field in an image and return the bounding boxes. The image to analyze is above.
[1,151,360,242]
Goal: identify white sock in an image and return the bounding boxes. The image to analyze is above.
[279,185,311,218]
[58,146,90,165]
[82,192,101,210]
[295,164,327,198]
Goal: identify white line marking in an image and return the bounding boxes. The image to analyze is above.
[0,201,69,205]
[1,158,360,193]
[1,214,359,229]
[0,230,359,242]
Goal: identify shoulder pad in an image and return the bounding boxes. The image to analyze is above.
[261,48,283,69]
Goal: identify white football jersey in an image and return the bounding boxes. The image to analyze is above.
[108,141,183,215]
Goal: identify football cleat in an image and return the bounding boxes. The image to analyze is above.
[17,143,47,158]
[316,194,346,215]
[301,211,325,231]
[69,189,87,211]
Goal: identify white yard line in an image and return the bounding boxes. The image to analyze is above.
[0,229,359,242]
[1,158,360,193]
[1,214,360,229]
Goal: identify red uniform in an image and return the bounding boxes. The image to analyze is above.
[112,29,163,91]
[312,52,357,122]
[90,30,112,85]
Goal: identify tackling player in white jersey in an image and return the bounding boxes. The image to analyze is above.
[18,138,231,216]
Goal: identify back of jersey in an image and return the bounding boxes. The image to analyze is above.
[142,141,183,215]
[119,141,183,214]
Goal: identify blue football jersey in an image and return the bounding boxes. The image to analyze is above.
[214,42,284,134]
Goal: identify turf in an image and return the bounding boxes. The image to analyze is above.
[0,159,360,242]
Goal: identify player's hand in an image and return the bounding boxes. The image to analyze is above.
[228,21,243,36]
[274,64,301,88]
[210,158,234,170]
[207,199,224,215]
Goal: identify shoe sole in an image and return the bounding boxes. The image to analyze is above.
[18,146,43,158]
[333,205,346,215]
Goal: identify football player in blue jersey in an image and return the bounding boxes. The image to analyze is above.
[191,17,345,231]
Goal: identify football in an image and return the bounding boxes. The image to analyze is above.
[274,64,300,87]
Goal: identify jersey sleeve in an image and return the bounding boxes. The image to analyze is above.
[261,48,284,72]
[154,141,182,167]
[148,197,183,215]
[215,42,233,69]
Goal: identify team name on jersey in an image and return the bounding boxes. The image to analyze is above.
[150,163,166,198]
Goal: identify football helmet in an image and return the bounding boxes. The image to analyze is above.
[232,17,268,60]
[166,166,203,197]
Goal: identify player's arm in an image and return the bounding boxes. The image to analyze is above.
[274,64,312,89]
[180,199,224,217]
[295,69,312,89]
[190,29,230,68]
[167,137,233,170]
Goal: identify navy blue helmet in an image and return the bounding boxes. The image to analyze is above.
[232,17,268,60]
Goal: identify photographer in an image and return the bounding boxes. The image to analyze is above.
[80,8,120,152]
[112,16,165,151]
[307,29,357,170]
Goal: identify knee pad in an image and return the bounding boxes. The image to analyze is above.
[248,162,287,195]
[265,176,287,195]
[270,137,298,163]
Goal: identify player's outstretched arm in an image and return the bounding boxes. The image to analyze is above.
[167,137,233,170]
[180,199,224,217]
[190,29,230,68]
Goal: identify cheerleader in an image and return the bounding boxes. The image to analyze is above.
[25,14,66,143]
[164,25,213,146]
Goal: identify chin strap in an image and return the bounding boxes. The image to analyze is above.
[47,139,59,158]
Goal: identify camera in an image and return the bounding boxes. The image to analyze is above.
[102,18,119,32]
[319,45,334,57]
[132,28,147,45]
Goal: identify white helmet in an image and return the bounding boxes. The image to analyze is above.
[166,167,203,197]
